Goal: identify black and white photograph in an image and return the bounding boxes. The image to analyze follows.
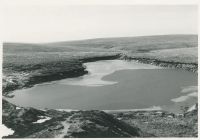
[1,0,198,138]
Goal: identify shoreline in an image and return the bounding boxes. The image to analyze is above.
[120,54,198,73]
[3,55,198,114]
[2,98,198,138]
[3,58,197,115]
[3,53,197,97]
[2,54,121,96]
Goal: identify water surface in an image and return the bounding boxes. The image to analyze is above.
[6,60,197,113]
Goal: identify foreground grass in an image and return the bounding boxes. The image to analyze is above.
[2,99,197,138]
[112,108,198,137]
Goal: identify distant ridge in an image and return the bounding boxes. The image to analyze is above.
[41,34,198,45]
[4,34,197,45]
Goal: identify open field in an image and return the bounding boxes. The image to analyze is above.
[128,47,198,64]
[42,35,197,52]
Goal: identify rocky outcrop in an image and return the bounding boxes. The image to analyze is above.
[120,54,198,72]
[2,99,150,138]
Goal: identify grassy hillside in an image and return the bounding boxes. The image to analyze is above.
[3,35,198,95]
[4,35,197,52]
[128,47,198,64]
[43,35,197,50]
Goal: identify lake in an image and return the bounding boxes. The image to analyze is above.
[6,60,198,113]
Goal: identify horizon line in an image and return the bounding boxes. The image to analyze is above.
[3,33,198,44]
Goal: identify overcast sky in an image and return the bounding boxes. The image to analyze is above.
[3,5,198,43]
